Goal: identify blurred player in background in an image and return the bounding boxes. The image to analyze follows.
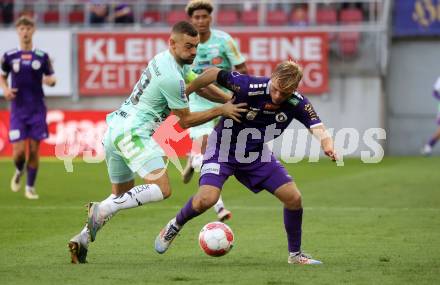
[183,0,248,222]
[421,76,440,155]
[155,61,338,265]
[0,16,56,199]
[67,21,247,264]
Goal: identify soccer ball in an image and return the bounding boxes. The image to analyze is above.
[199,222,234,257]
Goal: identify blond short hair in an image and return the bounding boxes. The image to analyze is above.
[271,60,303,92]
[15,15,35,27]
[185,0,213,17]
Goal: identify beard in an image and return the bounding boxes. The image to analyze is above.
[178,56,195,65]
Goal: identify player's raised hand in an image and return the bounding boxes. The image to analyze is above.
[221,100,247,123]
[3,87,17,101]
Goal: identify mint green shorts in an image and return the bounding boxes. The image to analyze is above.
[103,117,166,183]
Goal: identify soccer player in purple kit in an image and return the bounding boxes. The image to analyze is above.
[155,61,338,264]
[421,76,440,155]
[0,16,56,199]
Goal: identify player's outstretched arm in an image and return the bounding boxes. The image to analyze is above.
[195,85,232,103]
[185,67,222,95]
[310,125,338,161]
[0,74,17,100]
[172,101,247,129]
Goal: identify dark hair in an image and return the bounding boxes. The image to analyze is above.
[15,15,35,27]
[171,21,198,37]
[185,0,213,17]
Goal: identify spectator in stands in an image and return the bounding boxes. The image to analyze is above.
[0,0,14,25]
[291,4,308,26]
[108,3,134,24]
[89,1,108,24]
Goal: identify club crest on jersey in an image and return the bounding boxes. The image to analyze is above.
[31,60,41,70]
[275,112,288,122]
[246,110,258,120]
[212,57,223,65]
[12,60,20,73]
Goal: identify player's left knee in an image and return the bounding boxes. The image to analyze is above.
[286,191,302,209]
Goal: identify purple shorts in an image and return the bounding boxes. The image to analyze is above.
[9,112,48,143]
[199,153,293,194]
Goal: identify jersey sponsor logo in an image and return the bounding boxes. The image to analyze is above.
[275,112,288,123]
[208,47,220,57]
[31,60,41,70]
[264,103,280,110]
[249,83,267,89]
[21,54,32,60]
[201,162,220,176]
[304,103,319,121]
[9,129,20,141]
[248,90,265,96]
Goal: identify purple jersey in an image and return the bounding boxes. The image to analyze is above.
[1,48,54,117]
[211,70,322,156]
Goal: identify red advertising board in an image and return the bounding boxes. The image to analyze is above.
[77,31,328,96]
[0,110,192,158]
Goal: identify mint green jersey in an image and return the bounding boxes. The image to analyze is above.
[189,29,245,112]
[191,29,245,75]
[108,50,191,134]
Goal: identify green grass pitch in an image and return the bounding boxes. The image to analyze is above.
[0,157,439,284]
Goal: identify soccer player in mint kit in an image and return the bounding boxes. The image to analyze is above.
[67,21,247,264]
[0,16,56,200]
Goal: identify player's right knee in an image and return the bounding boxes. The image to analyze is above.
[160,185,172,199]
[14,152,26,162]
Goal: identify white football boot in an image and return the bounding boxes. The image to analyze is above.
[24,186,39,199]
[10,171,22,192]
[155,218,180,254]
[288,252,323,265]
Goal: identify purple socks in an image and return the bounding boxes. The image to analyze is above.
[284,208,303,253]
[176,197,201,226]
[26,166,38,187]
